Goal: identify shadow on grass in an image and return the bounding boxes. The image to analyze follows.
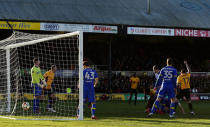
[121,118,210,126]
[94,101,210,120]
[51,116,210,126]
[96,112,210,120]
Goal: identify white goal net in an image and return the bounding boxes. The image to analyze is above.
[0,31,83,120]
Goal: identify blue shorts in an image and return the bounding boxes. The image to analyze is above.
[158,86,175,99]
[84,86,95,103]
[32,83,42,96]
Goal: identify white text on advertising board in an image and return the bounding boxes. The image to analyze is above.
[92,25,117,33]
[127,27,174,36]
[175,29,210,38]
[43,24,59,31]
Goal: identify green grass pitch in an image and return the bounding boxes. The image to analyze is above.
[1,101,210,127]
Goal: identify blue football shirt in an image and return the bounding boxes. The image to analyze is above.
[155,66,177,88]
[83,68,98,87]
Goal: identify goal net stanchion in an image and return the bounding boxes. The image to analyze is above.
[0,31,83,120]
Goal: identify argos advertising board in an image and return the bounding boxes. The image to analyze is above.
[40,23,118,34]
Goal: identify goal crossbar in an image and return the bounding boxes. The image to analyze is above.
[4,31,80,50]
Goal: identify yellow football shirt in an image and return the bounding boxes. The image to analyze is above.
[130,77,140,89]
[43,70,55,90]
[31,66,44,84]
[177,73,191,90]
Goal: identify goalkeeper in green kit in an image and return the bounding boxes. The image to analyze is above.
[31,58,47,114]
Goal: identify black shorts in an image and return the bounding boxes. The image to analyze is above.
[43,88,54,96]
[176,88,191,100]
[130,89,137,93]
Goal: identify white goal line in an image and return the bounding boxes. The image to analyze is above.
[0,115,17,120]
[0,116,79,121]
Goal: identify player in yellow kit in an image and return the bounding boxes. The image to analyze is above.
[129,73,140,105]
[176,61,195,115]
[43,65,57,112]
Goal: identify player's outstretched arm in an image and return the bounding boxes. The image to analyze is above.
[94,78,99,87]
[77,80,80,89]
[184,61,191,73]
[176,76,181,89]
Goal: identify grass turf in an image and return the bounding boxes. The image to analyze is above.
[1,101,210,127]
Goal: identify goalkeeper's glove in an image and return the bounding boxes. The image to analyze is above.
[37,83,44,88]
[42,80,47,87]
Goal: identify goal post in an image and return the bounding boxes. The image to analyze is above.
[6,48,11,113]
[0,31,84,120]
[78,31,84,120]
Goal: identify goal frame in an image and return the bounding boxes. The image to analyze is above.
[0,31,84,120]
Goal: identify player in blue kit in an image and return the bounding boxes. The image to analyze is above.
[77,61,99,119]
[148,58,177,118]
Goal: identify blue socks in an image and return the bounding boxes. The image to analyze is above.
[161,103,166,112]
[48,97,53,108]
[151,100,160,113]
[91,104,96,116]
[33,98,40,113]
[170,102,176,115]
